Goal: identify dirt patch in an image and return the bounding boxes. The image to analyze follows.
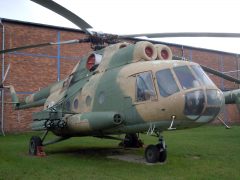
[108,154,164,165]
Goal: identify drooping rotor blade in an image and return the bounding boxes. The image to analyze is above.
[2,64,10,84]
[31,0,93,34]
[121,32,240,38]
[201,65,240,84]
[0,39,90,54]
[1,42,49,54]
[0,64,10,88]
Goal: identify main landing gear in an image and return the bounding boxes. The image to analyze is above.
[29,136,43,156]
[29,131,69,156]
[119,133,144,148]
[29,131,48,156]
[145,136,167,163]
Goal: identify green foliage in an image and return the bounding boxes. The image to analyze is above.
[0,126,240,180]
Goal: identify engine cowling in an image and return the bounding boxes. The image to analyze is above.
[155,44,173,60]
[133,41,157,61]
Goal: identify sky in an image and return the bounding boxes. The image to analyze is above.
[0,0,240,53]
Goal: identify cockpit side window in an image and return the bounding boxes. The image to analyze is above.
[191,65,215,86]
[156,69,179,97]
[174,66,200,90]
[136,71,157,102]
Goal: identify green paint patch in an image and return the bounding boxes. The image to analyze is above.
[0,125,240,179]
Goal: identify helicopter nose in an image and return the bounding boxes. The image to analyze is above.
[184,90,205,119]
[184,89,224,123]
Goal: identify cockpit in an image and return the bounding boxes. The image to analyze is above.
[135,64,224,123]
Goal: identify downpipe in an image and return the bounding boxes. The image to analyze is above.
[0,19,5,136]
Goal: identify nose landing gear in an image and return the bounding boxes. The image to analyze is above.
[145,136,167,163]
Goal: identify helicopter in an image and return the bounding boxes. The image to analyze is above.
[1,0,240,163]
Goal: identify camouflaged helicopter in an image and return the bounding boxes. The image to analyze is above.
[1,0,240,163]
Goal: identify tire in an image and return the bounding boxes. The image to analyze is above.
[145,145,159,163]
[29,136,42,155]
[159,148,167,163]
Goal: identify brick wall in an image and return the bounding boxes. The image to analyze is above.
[0,21,91,133]
[0,20,239,133]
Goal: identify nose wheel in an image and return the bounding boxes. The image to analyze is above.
[145,136,167,163]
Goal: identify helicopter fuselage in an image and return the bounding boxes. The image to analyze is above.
[10,41,224,137]
[53,59,224,137]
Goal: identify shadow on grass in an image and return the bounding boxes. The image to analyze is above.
[46,146,139,158]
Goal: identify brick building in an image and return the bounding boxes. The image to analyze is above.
[0,18,239,134]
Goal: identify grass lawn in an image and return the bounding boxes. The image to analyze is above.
[0,125,240,180]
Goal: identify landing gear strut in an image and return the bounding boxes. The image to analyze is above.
[145,136,167,163]
[119,133,143,148]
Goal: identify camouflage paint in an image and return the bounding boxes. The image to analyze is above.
[8,41,227,137]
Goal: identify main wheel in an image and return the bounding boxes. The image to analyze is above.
[145,145,159,163]
[29,136,42,155]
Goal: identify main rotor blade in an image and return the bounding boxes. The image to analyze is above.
[31,0,93,34]
[121,32,240,38]
[0,42,50,54]
[0,39,89,54]
[201,65,240,84]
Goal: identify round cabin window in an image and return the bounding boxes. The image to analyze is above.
[74,99,79,109]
